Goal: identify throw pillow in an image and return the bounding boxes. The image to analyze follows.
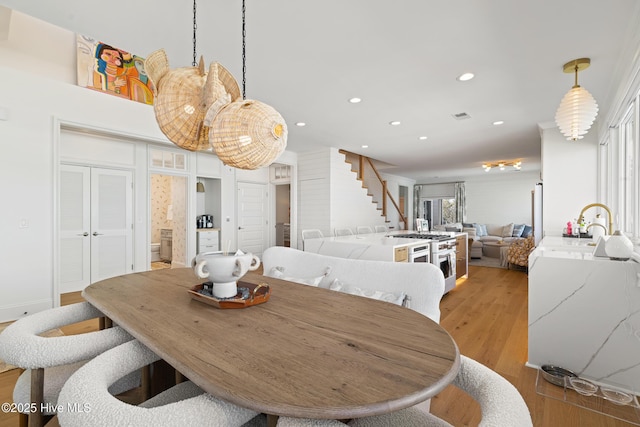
[267,266,328,287]
[487,224,504,236]
[522,225,533,237]
[502,223,515,237]
[329,279,406,306]
[512,224,526,237]
[474,223,488,237]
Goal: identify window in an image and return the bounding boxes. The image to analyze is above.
[442,199,456,224]
[621,105,636,234]
[604,94,639,239]
[421,198,456,227]
[150,148,187,171]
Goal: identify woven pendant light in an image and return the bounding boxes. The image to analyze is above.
[145,49,241,151]
[208,0,287,169]
[210,100,287,169]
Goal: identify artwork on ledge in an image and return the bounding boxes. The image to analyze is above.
[76,34,154,105]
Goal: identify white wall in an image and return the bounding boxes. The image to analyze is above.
[380,172,415,230]
[0,11,291,321]
[464,171,540,226]
[329,148,387,233]
[540,126,598,237]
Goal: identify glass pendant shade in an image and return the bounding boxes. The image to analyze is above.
[555,85,599,141]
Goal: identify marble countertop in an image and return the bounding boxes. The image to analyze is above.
[528,236,640,394]
[532,236,640,262]
[311,233,431,248]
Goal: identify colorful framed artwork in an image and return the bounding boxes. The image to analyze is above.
[76,34,154,105]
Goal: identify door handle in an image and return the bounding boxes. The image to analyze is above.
[77,232,89,237]
[92,232,104,236]
[238,226,244,230]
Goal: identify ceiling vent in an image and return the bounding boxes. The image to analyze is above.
[452,112,471,120]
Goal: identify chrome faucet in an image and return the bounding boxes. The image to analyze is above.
[578,203,613,235]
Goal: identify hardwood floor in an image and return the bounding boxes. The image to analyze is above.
[0,266,635,426]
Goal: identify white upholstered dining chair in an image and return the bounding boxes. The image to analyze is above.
[0,302,136,427]
[276,355,532,427]
[57,339,260,427]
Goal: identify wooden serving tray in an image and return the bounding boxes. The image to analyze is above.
[188,280,271,309]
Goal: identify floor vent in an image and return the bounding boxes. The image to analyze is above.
[452,112,471,120]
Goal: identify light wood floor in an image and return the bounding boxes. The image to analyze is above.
[0,266,634,426]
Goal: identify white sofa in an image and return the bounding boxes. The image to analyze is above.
[262,247,445,324]
[463,223,532,259]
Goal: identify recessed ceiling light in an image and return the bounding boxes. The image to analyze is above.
[361,145,368,148]
[418,136,428,140]
[493,120,504,126]
[389,121,401,126]
[457,72,475,81]
[295,122,306,127]
[349,97,362,103]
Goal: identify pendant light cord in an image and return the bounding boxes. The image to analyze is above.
[242,0,246,99]
[192,0,198,67]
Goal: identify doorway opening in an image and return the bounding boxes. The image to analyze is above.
[271,163,292,247]
[275,184,291,246]
[150,174,187,269]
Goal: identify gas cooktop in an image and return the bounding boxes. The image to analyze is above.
[393,233,454,241]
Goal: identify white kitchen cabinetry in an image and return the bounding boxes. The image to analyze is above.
[197,229,220,254]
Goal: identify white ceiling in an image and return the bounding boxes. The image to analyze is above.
[2,0,639,182]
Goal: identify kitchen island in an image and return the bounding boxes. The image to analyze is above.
[528,236,640,394]
[303,233,431,262]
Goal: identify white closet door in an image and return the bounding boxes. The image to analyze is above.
[59,165,91,292]
[59,166,133,293]
[237,182,267,257]
[90,168,133,283]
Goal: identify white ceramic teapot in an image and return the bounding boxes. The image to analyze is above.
[193,250,261,298]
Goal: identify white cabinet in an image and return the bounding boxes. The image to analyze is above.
[197,229,220,254]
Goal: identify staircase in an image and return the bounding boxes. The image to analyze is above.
[339,150,408,229]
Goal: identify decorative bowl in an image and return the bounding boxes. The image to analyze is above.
[601,388,633,405]
[540,365,577,387]
[568,377,598,396]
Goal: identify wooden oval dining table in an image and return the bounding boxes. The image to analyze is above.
[83,268,459,424]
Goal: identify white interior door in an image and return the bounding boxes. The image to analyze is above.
[60,165,91,292]
[90,168,133,283]
[59,165,133,293]
[237,182,267,257]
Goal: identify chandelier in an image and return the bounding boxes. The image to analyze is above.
[555,58,599,141]
[144,0,287,170]
[482,160,522,172]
